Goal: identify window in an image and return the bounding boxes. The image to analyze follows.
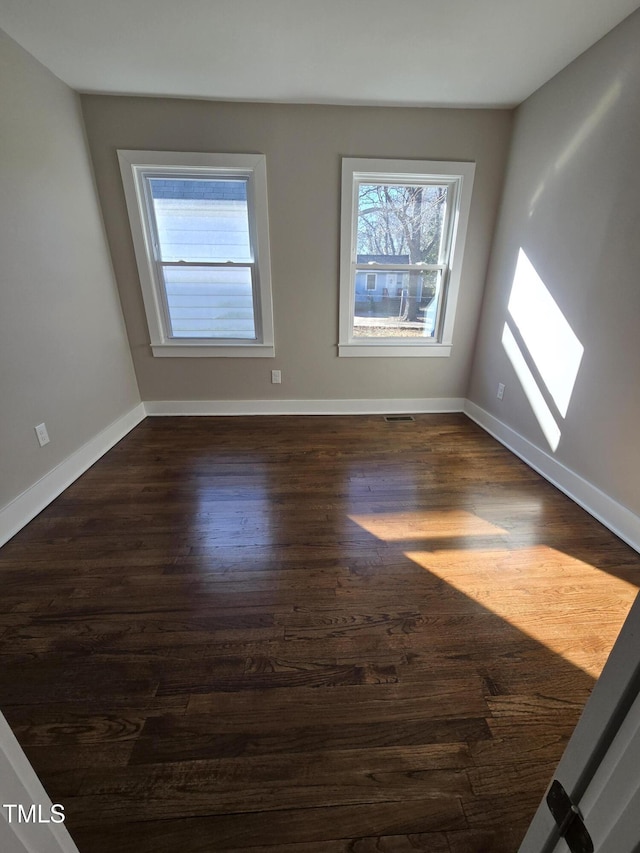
[339,158,475,357]
[366,273,377,291]
[118,151,274,357]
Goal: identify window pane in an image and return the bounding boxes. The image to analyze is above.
[150,178,251,262]
[352,269,442,339]
[163,266,256,339]
[356,183,448,265]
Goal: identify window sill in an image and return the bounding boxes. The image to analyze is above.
[338,343,452,358]
[151,344,275,358]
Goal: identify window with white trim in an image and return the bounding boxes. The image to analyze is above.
[339,158,475,357]
[118,151,274,357]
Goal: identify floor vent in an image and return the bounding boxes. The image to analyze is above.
[384,415,415,422]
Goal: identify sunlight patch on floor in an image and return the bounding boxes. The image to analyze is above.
[348,509,508,541]
[405,545,637,678]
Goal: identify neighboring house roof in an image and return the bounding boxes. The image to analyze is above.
[150,179,247,201]
[356,254,409,264]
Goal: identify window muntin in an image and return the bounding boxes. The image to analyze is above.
[339,158,475,358]
[118,151,274,358]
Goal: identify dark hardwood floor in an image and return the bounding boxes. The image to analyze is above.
[1,414,638,852]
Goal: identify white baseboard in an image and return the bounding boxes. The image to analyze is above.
[3,397,637,556]
[464,400,640,554]
[0,403,146,548]
[143,397,466,416]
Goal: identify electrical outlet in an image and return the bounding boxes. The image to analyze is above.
[497,383,505,400]
[35,422,50,447]
[271,370,282,384]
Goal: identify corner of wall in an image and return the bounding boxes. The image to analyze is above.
[0,404,146,548]
[464,400,640,554]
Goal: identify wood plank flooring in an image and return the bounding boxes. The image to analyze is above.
[1,414,638,852]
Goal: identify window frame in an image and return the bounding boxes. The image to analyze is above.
[118,150,275,358]
[338,157,475,358]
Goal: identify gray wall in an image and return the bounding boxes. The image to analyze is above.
[80,96,512,403]
[468,9,640,515]
[0,30,141,509]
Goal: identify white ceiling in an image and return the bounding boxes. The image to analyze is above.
[1,0,639,108]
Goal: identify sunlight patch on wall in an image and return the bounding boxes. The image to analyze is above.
[529,78,623,216]
[554,78,623,176]
[405,545,637,679]
[508,250,584,417]
[348,509,507,541]
[502,323,562,451]
[502,249,584,451]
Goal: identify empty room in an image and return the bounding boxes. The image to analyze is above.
[1,2,640,851]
